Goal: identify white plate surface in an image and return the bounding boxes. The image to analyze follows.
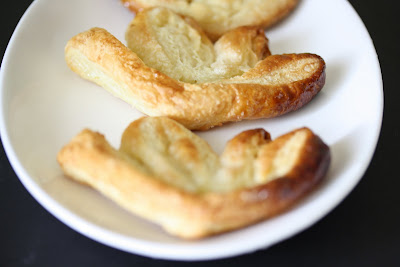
[0,0,383,261]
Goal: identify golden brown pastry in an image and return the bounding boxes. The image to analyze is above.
[57,116,331,239]
[65,7,325,130]
[121,0,299,41]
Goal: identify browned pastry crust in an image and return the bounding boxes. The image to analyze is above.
[121,0,299,41]
[65,8,325,130]
[57,116,331,239]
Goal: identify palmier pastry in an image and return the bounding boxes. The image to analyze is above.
[121,0,299,41]
[57,116,331,239]
[65,7,325,130]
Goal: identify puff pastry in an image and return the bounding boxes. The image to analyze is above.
[121,0,299,41]
[65,7,326,130]
[57,116,331,239]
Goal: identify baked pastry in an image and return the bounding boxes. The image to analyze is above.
[65,7,326,130]
[57,116,331,239]
[121,0,299,41]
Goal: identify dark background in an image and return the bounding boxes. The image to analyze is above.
[0,1,398,266]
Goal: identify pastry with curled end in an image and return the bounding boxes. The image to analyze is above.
[121,0,299,41]
[57,116,331,239]
[65,7,326,130]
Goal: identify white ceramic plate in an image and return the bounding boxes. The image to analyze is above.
[0,0,383,261]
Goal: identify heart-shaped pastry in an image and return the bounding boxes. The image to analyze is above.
[121,0,299,41]
[65,7,325,130]
[57,116,331,239]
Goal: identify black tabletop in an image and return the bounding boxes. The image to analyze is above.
[1,1,398,266]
